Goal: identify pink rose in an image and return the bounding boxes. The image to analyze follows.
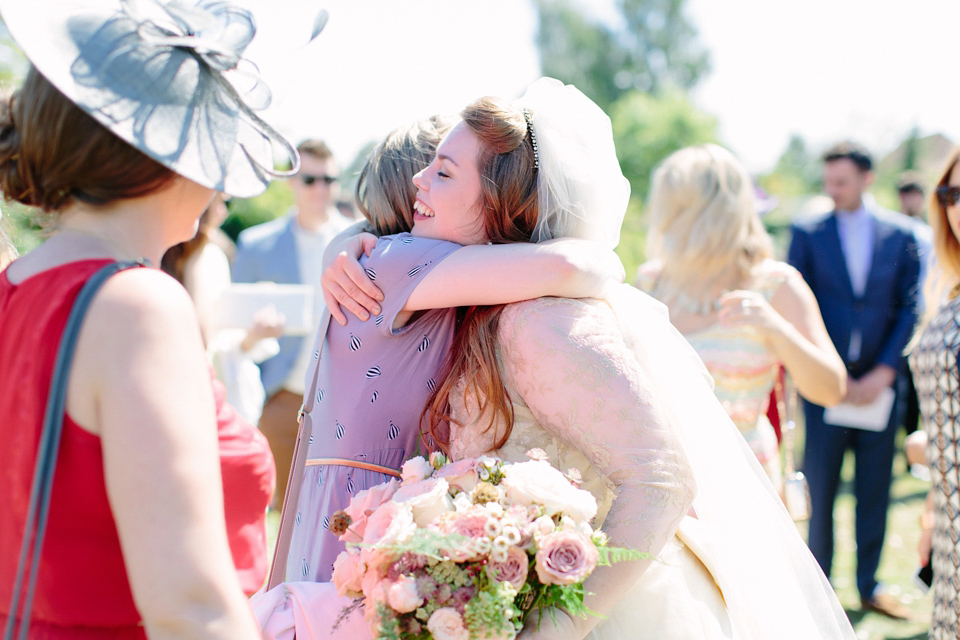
[343,478,400,543]
[440,507,491,561]
[361,570,389,633]
[361,501,416,572]
[393,477,454,526]
[386,574,423,613]
[436,458,480,493]
[535,529,599,586]
[486,545,529,590]
[331,550,365,597]
[426,607,470,640]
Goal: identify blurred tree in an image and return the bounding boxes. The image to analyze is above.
[759,134,821,198]
[902,125,921,172]
[611,88,718,203]
[535,0,709,111]
[222,180,294,242]
[610,89,717,278]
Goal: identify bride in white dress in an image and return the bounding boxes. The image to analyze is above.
[253,78,856,640]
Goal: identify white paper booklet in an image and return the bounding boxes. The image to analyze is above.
[216,282,314,336]
[822,386,895,432]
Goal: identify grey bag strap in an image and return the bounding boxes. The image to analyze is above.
[4,260,143,640]
[266,309,331,590]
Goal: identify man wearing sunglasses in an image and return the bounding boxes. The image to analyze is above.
[233,139,352,511]
[787,141,922,620]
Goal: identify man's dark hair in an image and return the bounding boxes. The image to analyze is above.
[822,141,873,173]
[897,171,925,194]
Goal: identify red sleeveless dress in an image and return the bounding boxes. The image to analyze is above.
[0,260,275,638]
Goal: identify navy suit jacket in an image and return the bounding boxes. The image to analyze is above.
[232,214,304,398]
[787,207,921,380]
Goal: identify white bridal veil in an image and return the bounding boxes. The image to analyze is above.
[517,77,856,640]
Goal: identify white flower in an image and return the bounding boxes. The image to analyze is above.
[502,460,597,523]
[485,517,502,538]
[452,492,473,512]
[393,477,454,527]
[401,456,434,485]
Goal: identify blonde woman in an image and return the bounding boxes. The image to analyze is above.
[636,144,845,484]
[908,149,960,640]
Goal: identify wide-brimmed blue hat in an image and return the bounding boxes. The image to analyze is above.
[0,0,327,197]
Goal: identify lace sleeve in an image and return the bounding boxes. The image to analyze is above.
[497,297,694,554]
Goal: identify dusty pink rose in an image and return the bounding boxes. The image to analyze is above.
[426,607,470,640]
[393,477,454,526]
[436,458,480,493]
[486,545,529,590]
[361,501,416,572]
[386,574,423,613]
[342,478,400,543]
[535,529,599,586]
[331,550,365,597]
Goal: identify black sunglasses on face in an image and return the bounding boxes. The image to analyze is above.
[300,174,338,186]
[936,185,960,208]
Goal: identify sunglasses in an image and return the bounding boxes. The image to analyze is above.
[936,185,960,208]
[300,174,338,186]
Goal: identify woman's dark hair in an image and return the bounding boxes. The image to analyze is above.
[160,194,225,284]
[0,65,175,212]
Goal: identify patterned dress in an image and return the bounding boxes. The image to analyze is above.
[284,233,460,583]
[908,294,960,640]
[637,259,793,483]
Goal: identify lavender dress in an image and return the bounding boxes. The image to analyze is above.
[284,233,460,582]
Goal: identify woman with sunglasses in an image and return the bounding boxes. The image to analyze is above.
[908,149,960,640]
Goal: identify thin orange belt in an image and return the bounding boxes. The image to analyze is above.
[305,457,402,478]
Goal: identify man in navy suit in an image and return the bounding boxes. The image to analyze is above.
[788,141,921,619]
[233,140,351,509]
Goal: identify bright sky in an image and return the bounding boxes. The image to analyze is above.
[241,0,958,175]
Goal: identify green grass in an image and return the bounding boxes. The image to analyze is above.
[263,432,933,638]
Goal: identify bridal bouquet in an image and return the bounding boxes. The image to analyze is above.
[329,450,643,640]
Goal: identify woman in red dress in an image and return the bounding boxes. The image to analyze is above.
[0,0,294,637]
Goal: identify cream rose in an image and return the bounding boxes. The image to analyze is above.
[393,477,454,526]
[535,529,599,586]
[400,456,434,485]
[502,460,597,523]
[426,607,470,640]
[386,574,423,613]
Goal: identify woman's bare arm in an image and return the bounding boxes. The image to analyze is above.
[70,269,260,640]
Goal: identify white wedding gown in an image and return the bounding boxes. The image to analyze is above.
[252,285,855,640]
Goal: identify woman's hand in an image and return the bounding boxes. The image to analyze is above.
[918,516,934,566]
[240,304,285,353]
[717,290,786,335]
[321,232,382,325]
[517,608,579,640]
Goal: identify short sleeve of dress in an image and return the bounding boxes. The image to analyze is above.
[751,259,799,301]
[361,233,462,337]
[634,260,662,295]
